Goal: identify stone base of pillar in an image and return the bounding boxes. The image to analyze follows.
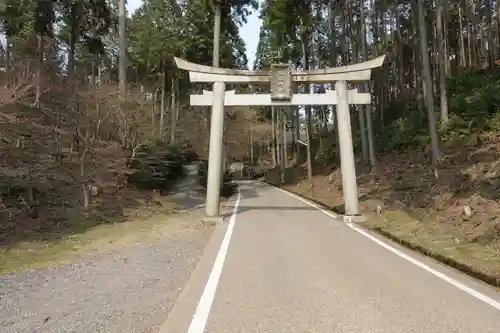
[343,215,368,223]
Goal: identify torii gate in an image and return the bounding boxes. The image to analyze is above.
[174,55,385,222]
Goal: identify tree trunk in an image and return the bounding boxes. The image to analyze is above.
[417,0,441,164]
[271,105,277,167]
[467,2,478,68]
[159,68,166,137]
[349,2,368,163]
[328,0,337,67]
[80,152,90,209]
[360,0,376,167]
[35,34,43,108]
[301,32,313,180]
[118,0,127,100]
[68,3,77,78]
[458,5,467,68]
[374,7,385,126]
[497,0,500,57]
[151,91,156,137]
[4,38,10,87]
[294,105,300,160]
[276,106,281,166]
[170,76,177,143]
[436,0,449,127]
[442,0,450,75]
[487,0,495,68]
[395,3,404,97]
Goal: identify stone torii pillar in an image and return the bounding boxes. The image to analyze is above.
[174,55,385,222]
[335,80,358,218]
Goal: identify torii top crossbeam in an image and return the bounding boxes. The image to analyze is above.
[173,55,386,83]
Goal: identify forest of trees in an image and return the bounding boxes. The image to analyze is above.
[251,0,500,280]
[254,0,500,178]
[0,0,255,239]
[2,0,500,246]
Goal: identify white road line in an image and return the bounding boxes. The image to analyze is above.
[273,184,500,312]
[186,191,241,333]
[345,222,500,311]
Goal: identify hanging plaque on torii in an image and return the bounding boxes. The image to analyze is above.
[270,63,292,101]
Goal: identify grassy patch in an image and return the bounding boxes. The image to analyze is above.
[365,210,500,279]
[0,196,208,274]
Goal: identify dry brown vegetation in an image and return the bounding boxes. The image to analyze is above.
[223,107,273,162]
[0,49,273,252]
[0,61,174,247]
[0,95,148,244]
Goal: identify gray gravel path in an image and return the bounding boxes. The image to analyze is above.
[0,220,213,333]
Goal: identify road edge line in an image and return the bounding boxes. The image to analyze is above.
[346,222,500,311]
[264,181,500,286]
[158,193,240,333]
[186,190,241,333]
[267,182,500,312]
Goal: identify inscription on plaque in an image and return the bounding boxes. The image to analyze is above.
[270,63,292,101]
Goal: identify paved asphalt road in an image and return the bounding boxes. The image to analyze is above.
[161,181,500,333]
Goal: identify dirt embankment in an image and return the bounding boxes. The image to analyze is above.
[283,133,500,284]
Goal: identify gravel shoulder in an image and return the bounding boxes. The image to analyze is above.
[0,210,214,333]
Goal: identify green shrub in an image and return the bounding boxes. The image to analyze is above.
[372,68,500,154]
[315,136,339,167]
[197,160,238,198]
[220,172,238,197]
[447,68,500,131]
[197,160,209,187]
[127,140,188,190]
[377,108,430,153]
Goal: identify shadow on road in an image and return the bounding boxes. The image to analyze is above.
[216,181,323,218]
[170,175,321,218]
[234,205,320,215]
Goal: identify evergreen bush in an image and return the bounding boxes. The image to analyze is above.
[197,160,238,198]
[127,140,188,190]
